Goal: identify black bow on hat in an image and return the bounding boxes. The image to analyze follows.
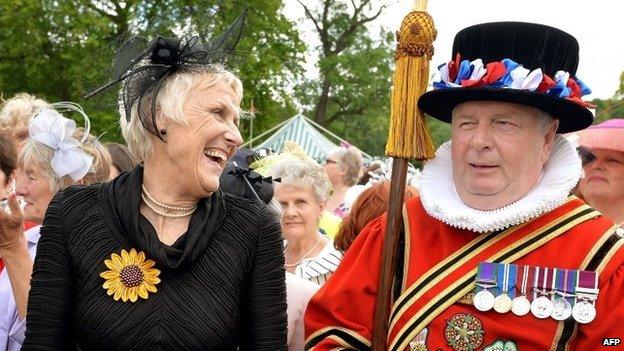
[219,162,278,204]
[84,10,247,140]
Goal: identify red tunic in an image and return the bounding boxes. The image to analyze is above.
[305,196,624,351]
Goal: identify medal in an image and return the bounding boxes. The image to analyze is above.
[473,262,497,312]
[531,266,554,319]
[572,270,599,324]
[511,265,532,316]
[493,293,513,313]
[493,263,514,313]
[551,269,573,321]
[531,295,554,318]
[474,290,496,312]
[572,300,596,324]
[552,297,573,321]
[511,295,531,316]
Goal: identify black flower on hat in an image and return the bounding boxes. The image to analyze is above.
[150,37,184,66]
[84,10,247,141]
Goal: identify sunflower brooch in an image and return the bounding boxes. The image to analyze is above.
[100,249,161,303]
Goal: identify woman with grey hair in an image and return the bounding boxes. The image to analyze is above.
[271,155,343,285]
[323,144,365,218]
[21,13,287,351]
[0,93,49,150]
[0,103,109,350]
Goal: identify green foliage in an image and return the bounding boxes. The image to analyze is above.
[0,0,453,157]
[304,31,394,155]
[0,0,305,143]
[617,71,624,99]
[295,0,394,156]
[591,98,624,123]
[427,117,452,147]
[590,70,624,124]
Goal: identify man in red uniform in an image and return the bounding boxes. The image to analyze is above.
[305,22,624,351]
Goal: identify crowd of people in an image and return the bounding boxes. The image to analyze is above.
[0,12,623,351]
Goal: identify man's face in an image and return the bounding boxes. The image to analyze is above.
[451,101,557,210]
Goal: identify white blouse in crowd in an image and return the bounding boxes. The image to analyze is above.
[0,225,41,351]
[293,238,343,285]
[285,272,319,351]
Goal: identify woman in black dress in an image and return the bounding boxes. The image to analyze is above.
[22,13,287,351]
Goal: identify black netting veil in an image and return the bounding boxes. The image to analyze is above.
[85,9,247,141]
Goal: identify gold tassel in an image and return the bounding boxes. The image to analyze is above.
[385,5,437,161]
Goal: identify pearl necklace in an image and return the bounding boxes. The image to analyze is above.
[142,184,196,211]
[284,235,322,268]
[140,193,197,219]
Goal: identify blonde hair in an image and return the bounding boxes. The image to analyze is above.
[270,155,331,202]
[72,128,112,185]
[120,67,244,162]
[327,146,363,186]
[19,128,112,193]
[0,93,49,136]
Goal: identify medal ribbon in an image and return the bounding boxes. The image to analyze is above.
[476,262,497,292]
[576,270,599,304]
[565,269,577,305]
[509,264,517,298]
[541,267,554,297]
[498,263,517,298]
[533,266,540,301]
[516,265,533,299]
[552,268,565,302]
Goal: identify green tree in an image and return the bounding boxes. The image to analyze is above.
[0,0,305,143]
[588,70,624,123]
[616,71,624,99]
[592,98,624,123]
[295,0,394,155]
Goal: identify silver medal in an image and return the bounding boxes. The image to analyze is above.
[473,289,495,312]
[530,295,553,319]
[511,295,531,316]
[493,293,513,313]
[572,301,596,324]
[551,298,573,321]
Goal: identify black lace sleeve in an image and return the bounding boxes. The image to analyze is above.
[22,190,75,350]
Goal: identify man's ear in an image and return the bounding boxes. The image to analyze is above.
[542,118,559,162]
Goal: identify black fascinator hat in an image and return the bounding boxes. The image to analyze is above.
[84,10,247,140]
[219,162,277,205]
[418,22,594,133]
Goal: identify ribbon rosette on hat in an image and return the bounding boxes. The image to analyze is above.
[29,109,93,181]
[100,249,161,303]
[433,54,592,108]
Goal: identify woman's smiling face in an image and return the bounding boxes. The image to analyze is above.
[153,76,243,198]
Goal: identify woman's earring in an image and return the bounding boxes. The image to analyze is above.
[159,129,167,136]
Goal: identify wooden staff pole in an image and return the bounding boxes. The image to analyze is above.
[371,0,436,349]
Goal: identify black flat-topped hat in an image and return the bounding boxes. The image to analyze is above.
[418,22,594,133]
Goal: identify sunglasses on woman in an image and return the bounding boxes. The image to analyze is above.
[577,146,596,166]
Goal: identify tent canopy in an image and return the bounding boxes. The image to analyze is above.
[241,114,372,162]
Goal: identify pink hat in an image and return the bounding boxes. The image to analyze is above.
[577,119,624,152]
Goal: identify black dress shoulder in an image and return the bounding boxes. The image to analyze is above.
[23,169,287,351]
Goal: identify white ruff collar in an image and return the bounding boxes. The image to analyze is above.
[420,136,581,233]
